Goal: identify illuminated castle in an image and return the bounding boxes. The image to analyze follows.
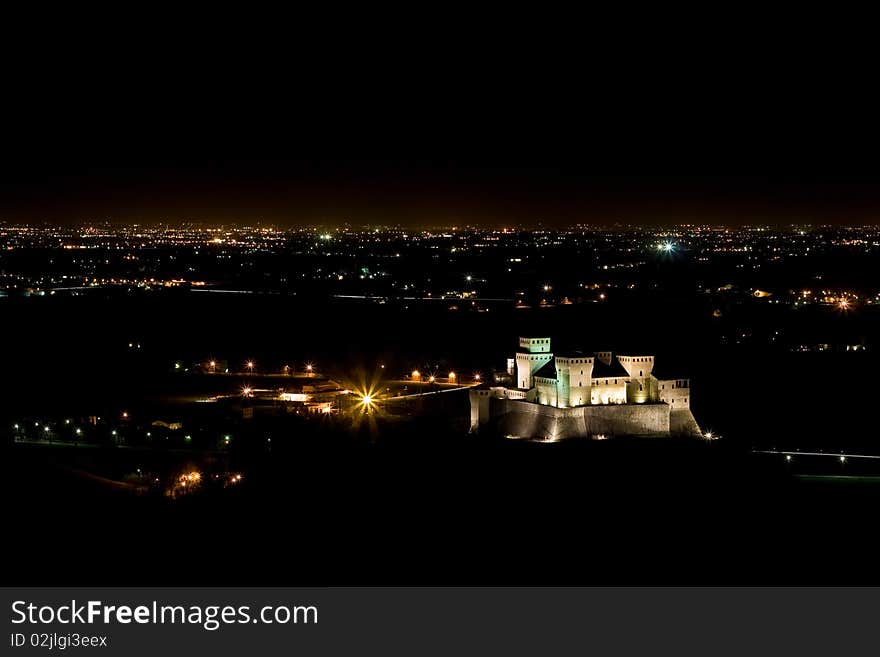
[469,337,701,440]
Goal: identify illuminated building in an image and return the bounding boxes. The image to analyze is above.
[470,337,701,439]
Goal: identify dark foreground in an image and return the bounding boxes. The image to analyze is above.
[6,428,880,586]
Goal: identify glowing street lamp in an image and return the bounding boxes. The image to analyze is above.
[412,370,421,381]
[305,363,314,372]
[448,371,456,381]
[428,375,436,383]
[241,386,253,397]
[474,373,481,381]
[246,361,255,371]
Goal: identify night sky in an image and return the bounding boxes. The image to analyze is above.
[4,76,880,228]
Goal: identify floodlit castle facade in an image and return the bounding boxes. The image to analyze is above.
[470,337,701,440]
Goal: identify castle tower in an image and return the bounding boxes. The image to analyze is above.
[514,337,553,389]
[618,355,655,403]
[555,354,595,407]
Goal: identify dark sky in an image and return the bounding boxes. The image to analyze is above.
[4,61,880,228]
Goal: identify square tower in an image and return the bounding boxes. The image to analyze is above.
[515,337,553,389]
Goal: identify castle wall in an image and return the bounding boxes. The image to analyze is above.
[590,380,627,405]
[670,408,702,437]
[535,377,558,407]
[626,377,657,404]
[658,379,691,409]
[491,399,670,440]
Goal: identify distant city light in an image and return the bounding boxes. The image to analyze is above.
[657,241,675,253]
[246,361,254,370]
[241,386,253,397]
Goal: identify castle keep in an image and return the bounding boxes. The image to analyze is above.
[469,337,701,440]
